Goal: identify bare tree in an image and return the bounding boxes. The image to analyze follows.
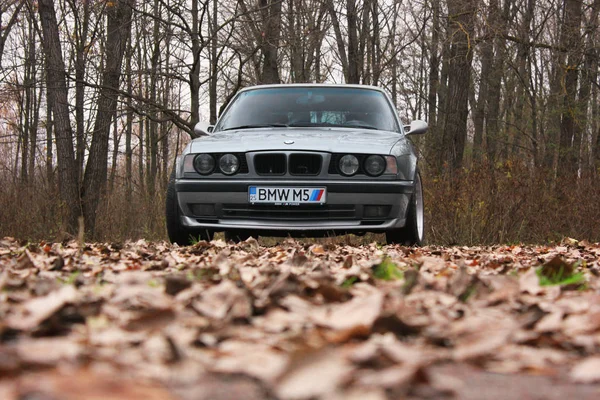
[38,0,81,232]
[82,0,134,237]
[0,0,24,68]
[436,0,479,171]
[556,0,583,179]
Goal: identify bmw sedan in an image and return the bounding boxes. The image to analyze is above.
[166,84,427,245]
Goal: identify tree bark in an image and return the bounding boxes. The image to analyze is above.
[125,32,133,203]
[147,0,160,196]
[485,0,510,162]
[72,0,91,185]
[46,69,54,187]
[472,0,498,161]
[259,0,282,84]
[427,0,440,128]
[575,0,600,172]
[38,0,81,233]
[326,0,349,82]
[438,0,478,171]
[82,0,134,237]
[346,0,360,84]
[511,0,536,165]
[189,0,202,135]
[557,0,583,178]
[209,0,219,123]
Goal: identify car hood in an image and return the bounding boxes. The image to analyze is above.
[189,128,404,154]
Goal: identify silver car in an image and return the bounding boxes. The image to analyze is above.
[166,84,427,245]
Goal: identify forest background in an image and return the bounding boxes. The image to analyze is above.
[0,0,599,245]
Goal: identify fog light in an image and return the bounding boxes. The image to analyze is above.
[190,204,216,217]
[364,205,391,218]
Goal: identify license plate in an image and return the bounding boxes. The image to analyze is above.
[249,186,326,205]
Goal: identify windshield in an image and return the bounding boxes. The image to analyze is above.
[215,87,400,133]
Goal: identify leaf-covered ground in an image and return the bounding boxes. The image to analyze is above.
[1,237,600,399]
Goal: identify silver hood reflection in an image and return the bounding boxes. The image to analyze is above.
[188,127,405,155]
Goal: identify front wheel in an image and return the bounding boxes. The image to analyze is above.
[386,169,425,246]
[166,170,213,245]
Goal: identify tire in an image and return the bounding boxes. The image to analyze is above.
[166,170,212,245]
[386,169,425,246]
[224,231,252,243]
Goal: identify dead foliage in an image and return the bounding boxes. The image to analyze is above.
[1,237,600,399]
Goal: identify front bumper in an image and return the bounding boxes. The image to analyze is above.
[176,179,414,233]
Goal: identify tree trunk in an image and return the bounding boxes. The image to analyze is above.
[82,0,134,238]
[29,68,42,184]
[209,0,218,123]
[288,0,302,82]
[472,0,498,161]
[147,0,160,196]
[346,0,360,84]
[73,0,90,184]
[38,0,81,233]
[20,36,30,184]
[46,70,54,187]
[575,0,600,173]
[557,0,583,179]
[485,0,510,162]
[512,0,535,165]
[109,111,119,193]
[326,0,349,82]
[0,0,24,68]
[259,0,282,84]
[125,33,133,203]
[427,0,440,128]
[189,0,202,136]
[371,0,381,85]
[438,0,478,171]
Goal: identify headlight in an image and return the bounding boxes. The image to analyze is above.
[194,154,215,175]
[364,155,386,176]
[219,154,239,175]
[339,154,359,176]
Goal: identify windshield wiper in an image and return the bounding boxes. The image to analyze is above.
[342,124,378,130]
[222,123,288,131]
[287,122,378,130]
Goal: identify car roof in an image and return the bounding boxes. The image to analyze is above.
[237,83,386,93]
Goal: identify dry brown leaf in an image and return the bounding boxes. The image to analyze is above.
[519,268,544,295]
[211,340,288,383]
[325,388,387,400]
[14,250,36,270]
[2,237,600,398]
[12,369,175,400]
[356,364,421,388]
[275,348,353,400]
[452,312,516,361]
[15,337,83,367]
[6,285,78,331]
[193,280,252,321]
[310,290,383,331]
[570,357,600,383]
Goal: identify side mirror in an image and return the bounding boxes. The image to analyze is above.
[194,121,214,136]
[404,120,428,135]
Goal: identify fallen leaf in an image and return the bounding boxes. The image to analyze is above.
[275,348,353,400]
[193,280,252,321]
[7,285,78,331]
[570,357,600,383]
